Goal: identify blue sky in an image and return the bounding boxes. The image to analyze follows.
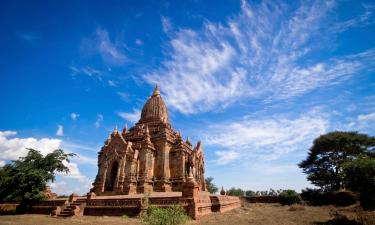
[0,0,374,195]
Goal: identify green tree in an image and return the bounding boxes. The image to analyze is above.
[227,187,245,196]
[245,190,256,197]
[0,148,75,212]
[205,177,218,194]
[279,190,301,205]
[299,131,375,191]
[343,155,375,209]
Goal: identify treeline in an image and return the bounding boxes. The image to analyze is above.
[206,131,375,210]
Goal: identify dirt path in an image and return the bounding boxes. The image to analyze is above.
[0,204,337,225]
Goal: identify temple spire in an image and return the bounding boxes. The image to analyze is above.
[123,123,128,134]
[152,84,160,96]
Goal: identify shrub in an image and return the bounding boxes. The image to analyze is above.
[301,188,357,206]
[279,190,301,205]
[331,190,357,207]
[142,205,189,225]
[343,155,375,210]
[227,187,245,196]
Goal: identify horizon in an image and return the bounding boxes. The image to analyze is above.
[0,0,374,195]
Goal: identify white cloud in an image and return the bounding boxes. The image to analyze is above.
[0,160,5,167]
[214,150,240,165]
[135,38,143,46]
[161,16,172,33]
[96,28,127,65]
[0,130,62,164]
[70,112,79,121]
[108,80,117,87]
[145,1,375,114]
[117,92,129,101]
[56,125,64,136]
[118,109,141,124]
[358,112,375,122]
[206,109,329,164]
[95,114,104,128]
[57,161,87,182]
[70,66,102,78]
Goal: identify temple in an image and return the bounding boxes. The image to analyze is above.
[92,85,206,194]
[31,85,240,219]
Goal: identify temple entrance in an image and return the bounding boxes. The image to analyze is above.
[105,161,118,192]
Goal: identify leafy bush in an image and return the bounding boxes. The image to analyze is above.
[301,188,357,206]
[142,205,189,225]
[331,190,356,207]
[227,187,245,196]
[343,155,375,210]
[205,177,218,194]
[245,190,256,197]
[278,190,301,205]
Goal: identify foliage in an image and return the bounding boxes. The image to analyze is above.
[299,131,375,191]
[245,190,256,197]
[0,148,75,212]
[278,190,301,205]
[343,155,375,210]
[301,188,356,206]
[141,205,189,225]
[205,177,218,194]
[227,187,245,196]
[331,190,357,207]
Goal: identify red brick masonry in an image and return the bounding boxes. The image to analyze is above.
[31,191,241,219]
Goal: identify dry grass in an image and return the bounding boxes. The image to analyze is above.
[0,203,373,225]
[0,215,142,225]
[189,203,333,225]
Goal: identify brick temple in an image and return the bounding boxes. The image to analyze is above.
[92,85,206,194]
[31,86,240,219]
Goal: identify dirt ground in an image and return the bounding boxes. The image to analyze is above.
[0,203,371,225]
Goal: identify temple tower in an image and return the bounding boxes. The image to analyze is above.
[92,85,206,195]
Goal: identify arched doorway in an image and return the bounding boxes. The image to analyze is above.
[105,161,118,192]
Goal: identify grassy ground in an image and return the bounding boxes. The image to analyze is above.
[0,203,373,225]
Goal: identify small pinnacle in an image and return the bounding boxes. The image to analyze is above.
[152,84,160,96]
[123,123,128,133]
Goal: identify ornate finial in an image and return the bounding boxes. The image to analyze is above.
[220,186,226,195]
[123,123,128,134]
[186,137,191,146]
[113,125,118,133]
[152,84,160,96]
[105,133,111,144]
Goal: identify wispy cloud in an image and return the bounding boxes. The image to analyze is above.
[107,80,117,87]
[70,66,103,79]
[80,28,127,66]
[96,28,127,65]
[145,0,375,114]
[95,114,104,128]
[56,125,64,136]
[135,38,143,46]
[358,112,375,122]
[161,16,172,33]
[117,92,129,101]
[70,112,79,121]
[205,109,329,164]
[118,109,141,123]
